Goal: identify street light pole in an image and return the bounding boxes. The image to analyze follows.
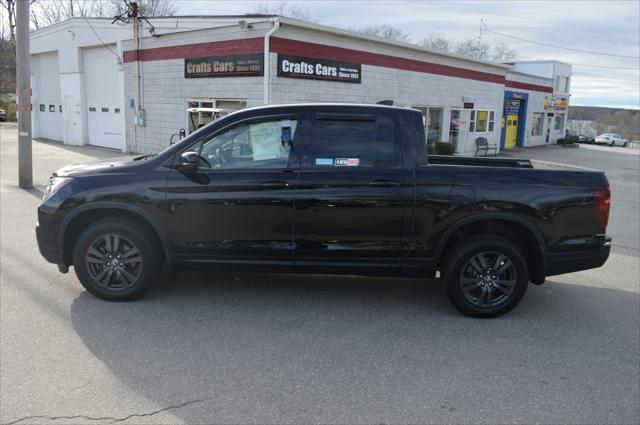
[16,0,32,189]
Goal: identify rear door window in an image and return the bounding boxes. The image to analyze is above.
[307,114,397,168]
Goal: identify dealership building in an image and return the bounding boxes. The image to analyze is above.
[29,16,571,155]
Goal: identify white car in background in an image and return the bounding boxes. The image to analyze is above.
[595,133,628,147]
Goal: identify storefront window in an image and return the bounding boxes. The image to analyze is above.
[554,114,565,132]
[414,107,444,143]
[449,109,462,150]
[187,99,247,133]
[470,110,495,133]
[531,113,544,136]
[556,76,570,93]
[427,108,443,143]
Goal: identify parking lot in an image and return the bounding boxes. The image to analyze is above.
[1,123,638,424]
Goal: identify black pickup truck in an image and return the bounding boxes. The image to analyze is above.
[36,104,611,317]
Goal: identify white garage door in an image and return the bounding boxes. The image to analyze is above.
[34,53,63,141]
[83,46,124,150]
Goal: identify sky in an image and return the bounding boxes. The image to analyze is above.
[177,0,640,110]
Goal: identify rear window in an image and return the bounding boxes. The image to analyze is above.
[309,115,396,168]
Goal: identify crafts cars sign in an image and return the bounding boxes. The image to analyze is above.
[185,54,263,78]
[277,54,361,83]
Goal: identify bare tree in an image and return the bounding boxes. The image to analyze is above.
[109,0,179,17]
[454,38,490,60]
[29,0,178,30]
[417,32,452,52]
[0,0,16,40]
[491,42,517,63]
[30,0,116,29]
[359,25,411,43]
[252,2,313,22]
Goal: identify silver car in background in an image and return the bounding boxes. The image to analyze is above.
[595,133,628,147]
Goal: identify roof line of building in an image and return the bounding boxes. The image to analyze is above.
[32,15,512,71]
[274,17,512,70]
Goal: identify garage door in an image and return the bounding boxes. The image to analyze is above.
[83,46,124,150]
[34,52,63,141]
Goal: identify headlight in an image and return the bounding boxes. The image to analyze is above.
[43,177,73,202]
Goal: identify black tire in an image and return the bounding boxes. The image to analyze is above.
[442,235,528,318]
[623,142,628,148]
[72,218,161,301]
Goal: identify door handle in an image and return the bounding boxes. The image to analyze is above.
[368,180,398,188]
[261,181,288,190]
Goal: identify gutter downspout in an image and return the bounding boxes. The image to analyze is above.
[263,18,280,105]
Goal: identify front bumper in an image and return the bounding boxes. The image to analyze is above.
[545,235,611,277]
[35,222,64,266]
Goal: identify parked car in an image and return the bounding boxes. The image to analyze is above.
[36,104,612,317]
[0,108,6,122]
[578,134,595,144]
[595,133,627,147]
[565,129,579,139]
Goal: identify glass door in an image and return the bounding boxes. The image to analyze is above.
[449,109,463,150]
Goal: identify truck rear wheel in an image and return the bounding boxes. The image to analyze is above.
[72,218,161,301]
[442,235,528,318]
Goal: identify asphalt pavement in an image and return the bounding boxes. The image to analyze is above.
[1,125,638,424]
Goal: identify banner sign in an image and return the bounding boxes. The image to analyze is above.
[277,54,361,83]
[185,54,263,78]
[504,100,520,115]
[555,98,568,111]
[544,96,568,111]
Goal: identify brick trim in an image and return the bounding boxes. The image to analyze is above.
[270,37,506,84]
[122,37,264,63]
[122,35,510,85]
[505,79,554,93]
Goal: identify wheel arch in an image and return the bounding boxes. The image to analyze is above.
[59,202,173,268]
[435,213,547,285]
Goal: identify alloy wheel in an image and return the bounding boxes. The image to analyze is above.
[459,250,517,308]
[85,233,143,290]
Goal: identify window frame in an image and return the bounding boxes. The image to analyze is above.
[469,109,496,134]
[185,98,248,135]
[531,112,545,136]
[181,113,303,172]
[554,113,565,133]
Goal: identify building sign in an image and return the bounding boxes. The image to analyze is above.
[556,98,568,111]
[277,54,361,83]
[544,96,568,111]
[504,100,520,115]
[184,54,263,78]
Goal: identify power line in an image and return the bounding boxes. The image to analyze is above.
[482,26,640,59]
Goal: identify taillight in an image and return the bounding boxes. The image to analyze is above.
[595,187,611,230]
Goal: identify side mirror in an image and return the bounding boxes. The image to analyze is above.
[179,151,199,172]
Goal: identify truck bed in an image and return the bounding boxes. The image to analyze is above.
[427,155,593,171]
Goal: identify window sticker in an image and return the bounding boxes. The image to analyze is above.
[315,158,334,166]
[334,158,360,167]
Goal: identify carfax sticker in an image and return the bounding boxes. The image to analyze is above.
[315,158,334,166]
[334,158,360,167]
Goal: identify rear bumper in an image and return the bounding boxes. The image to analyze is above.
[545,235,611,276]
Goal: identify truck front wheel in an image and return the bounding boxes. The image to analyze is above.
[72,218,161,301]
[442,235,528,318]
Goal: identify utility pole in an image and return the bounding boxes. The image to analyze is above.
[16,0,32,188]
